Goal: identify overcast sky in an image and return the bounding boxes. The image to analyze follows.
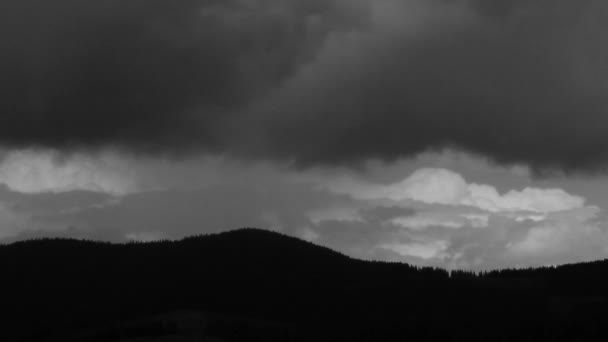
[2,0,608,270]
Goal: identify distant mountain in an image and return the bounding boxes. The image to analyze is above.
[2,228,608,341]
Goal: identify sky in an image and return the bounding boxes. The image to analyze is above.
[1,0,608,269]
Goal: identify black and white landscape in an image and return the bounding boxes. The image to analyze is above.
[2,0,608,340]
[4,228,608,341]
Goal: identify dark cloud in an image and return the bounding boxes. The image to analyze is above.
[0,0,368,152]
[253,0,608,173]
[2,0,608,173]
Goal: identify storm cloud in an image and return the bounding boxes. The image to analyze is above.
[2,0,608,173]
[0,0,368,151]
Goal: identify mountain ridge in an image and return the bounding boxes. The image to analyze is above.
[6,227,607,274]
[2,227,608,341]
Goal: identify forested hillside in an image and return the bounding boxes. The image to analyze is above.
[2,228,608,341]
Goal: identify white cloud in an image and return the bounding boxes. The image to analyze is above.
[390,215,464,230]
[384,168,470,205]
[513,214,547,223]
[0,149,137,195]
[357,168,586,214]
[506,207,603,259]
[310,164,608,269]
[464,183,585,213]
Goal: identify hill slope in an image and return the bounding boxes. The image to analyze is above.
[2,228,608,341]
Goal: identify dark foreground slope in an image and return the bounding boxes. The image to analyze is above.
[2,228,608,341]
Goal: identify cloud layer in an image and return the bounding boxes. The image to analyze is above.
[1,0,608,172]
[0,0,366,152]
[381,168,586,214]
[0,149,136,195]
[1,152,606,270]
[3,1,608,270]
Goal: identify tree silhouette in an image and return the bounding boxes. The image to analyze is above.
[1,228,607,341]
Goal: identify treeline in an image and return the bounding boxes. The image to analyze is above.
[1,228,608,341]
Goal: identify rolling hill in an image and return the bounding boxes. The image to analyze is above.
[2,228,608,341]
